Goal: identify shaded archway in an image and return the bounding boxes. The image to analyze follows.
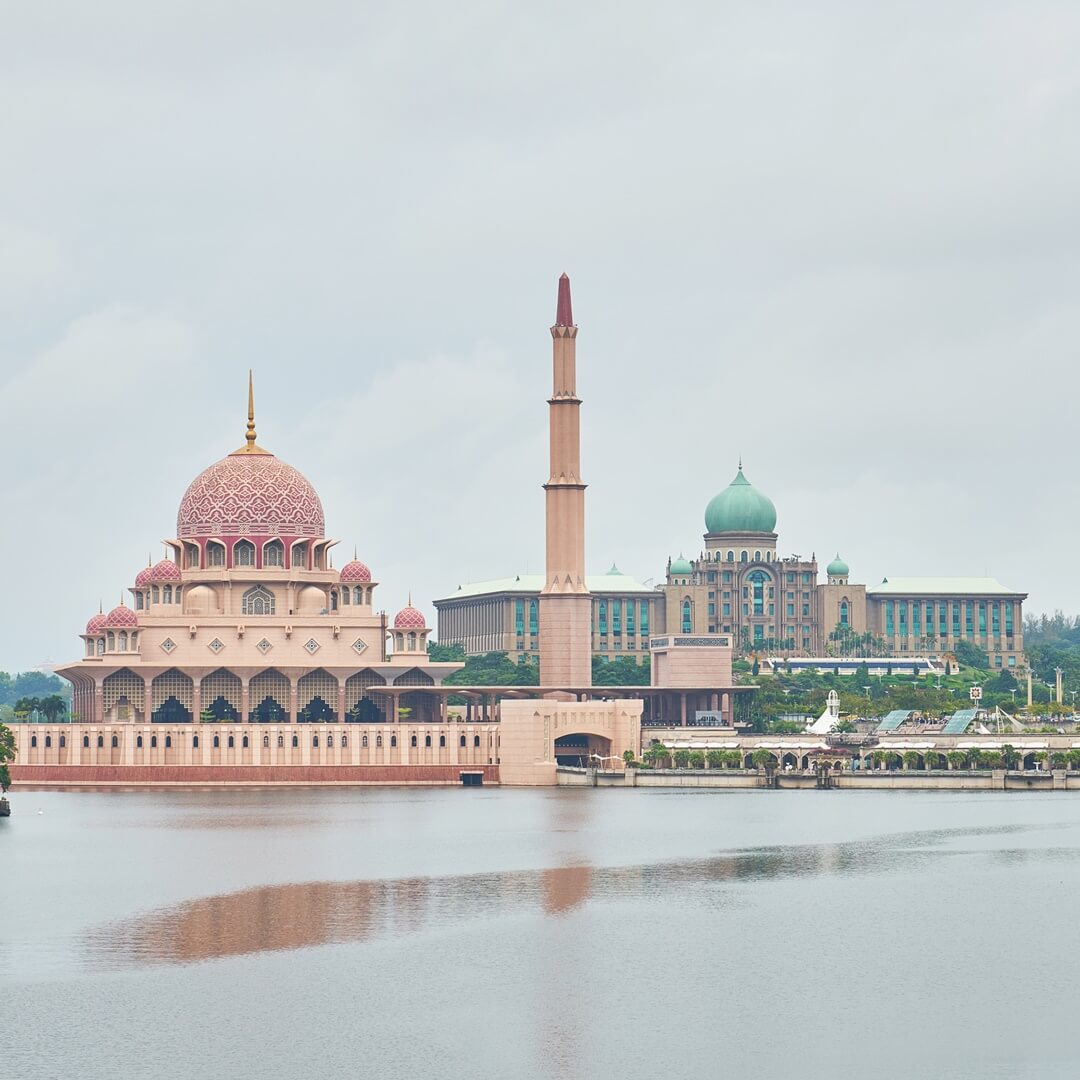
[151,669,193,723]
[297,669,337,723]
[202,668,242,722]
[345,670,387,723]
[251,669,289,723]
[554,733,612,768]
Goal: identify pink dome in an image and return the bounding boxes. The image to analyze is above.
[135,566,154,587]
[86,613,107,634]
[146,559,182,583]
[393,605,427,630]
[103,604,138,629]
[340,559,372,583]
[177,451,325,540]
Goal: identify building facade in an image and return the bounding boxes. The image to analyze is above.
[663,467,1026,668]
[435,567,660,662]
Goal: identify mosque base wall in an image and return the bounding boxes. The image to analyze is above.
[9,764,499,786]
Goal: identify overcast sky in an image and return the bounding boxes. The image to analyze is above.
[1,1,1078,672]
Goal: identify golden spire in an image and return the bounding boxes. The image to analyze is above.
[233,370,270,455]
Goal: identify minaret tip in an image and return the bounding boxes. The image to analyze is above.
[555,273,573,327]
[246,370,257,446]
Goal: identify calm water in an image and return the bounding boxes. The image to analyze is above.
[4,787,1080,1080]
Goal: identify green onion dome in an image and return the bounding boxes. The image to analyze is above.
[704,467,777,534]
[669,554,693,576]
[827,554,849,577]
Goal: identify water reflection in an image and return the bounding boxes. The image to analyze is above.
[83,824,1066,971]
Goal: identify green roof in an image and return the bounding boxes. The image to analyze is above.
[438,570,655,601]
[867,577,1024,597]
[704,467,777,534]
[827,553,849,577]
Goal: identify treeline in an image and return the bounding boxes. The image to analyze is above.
[427,644,650,687]
[1022,611,1080,691]
[0,671,72,720]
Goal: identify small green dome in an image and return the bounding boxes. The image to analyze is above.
[669,554,693,576]
[704,467,777,534]
[827,554,849,577]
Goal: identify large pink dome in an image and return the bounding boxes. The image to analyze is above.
[104,604,138,628]
[177,451,325,540]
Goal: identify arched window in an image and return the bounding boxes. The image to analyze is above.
[341,735,347,748]
[130,633,138,650]
[193,735,199,748]
[748,569,768,616]
[118,631,128,651]
[473,735,481,748]
[207,541,225,567]
[97,638,105,656]
[376,735,383,748]
[753,550,761,562]
[276,735,283,747]
[460,735,466,747]
[233,540,256,566]
[83,735,90,748]
[740,551,748,563]
[330,590,339,613]
[682,599,692,633]
[227,735,235,749]
[242,586,275,616]
[439,735,446,748]
[150,735,158,748]
[407,632,417,651]
[135,592,144,610]
[390,735,397,748]
[30,735,37,747]
[107,631,115,650]
[97,735,104,748]
[840,600,850,628]
[327,735,334,747]
[213,735,220,748]
[313,735,319,747]
[136,735,143,748]
[410,735,418,747]
[262,735,269,748]
[111,735,118,748]
[354,587,363,605]
[165,735,172,748]
[341,589,350,606]
[45,735,52,748]
[60,734,66,748]
[163,585,172,604]
[292,735,299,748]
[291,542,308,570]
[727,550,734,562]
[264,540,284,567]
[242,735,249,748]
[424,735,432,748]
[362,735,369,748]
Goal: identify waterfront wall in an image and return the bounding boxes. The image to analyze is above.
[557,768,1080,791]
[11,764,499,786]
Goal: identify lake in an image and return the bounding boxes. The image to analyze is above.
[4,786,1080,1079]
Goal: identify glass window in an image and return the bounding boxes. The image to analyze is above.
[264,540,284,567]
[207,541,225,567]
[233,540,255,566]
[528,600,538,637]
[681,599,692,633]
[640,602,649,636]
[515,599,524,636]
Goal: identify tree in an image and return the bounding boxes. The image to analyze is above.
[643,742,669,768]
[750,749,775,771]
[706,749,724,769]
[953,640,990,669]
[833,718,856,733]
[946,750,968,770]
[688,750,705,769]
[622,749,635,765]
[1002,744,1020,770]
[673,749,691,768]
[39,695,67,723]
[902,750,921,770]
[0,721,15,791]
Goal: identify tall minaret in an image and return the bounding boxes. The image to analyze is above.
[539,273,592,688]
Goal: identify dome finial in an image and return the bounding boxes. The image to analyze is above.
[246,369,257,447]
[738,454,742,471]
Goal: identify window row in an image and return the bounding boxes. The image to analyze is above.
[182,539,316,570]
[33,731,487,750]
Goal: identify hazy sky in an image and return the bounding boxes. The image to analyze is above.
[2,1,1078,672]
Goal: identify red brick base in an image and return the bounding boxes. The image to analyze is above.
[10,764,500,786]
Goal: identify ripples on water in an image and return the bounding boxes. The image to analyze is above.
[82,823,1067,970]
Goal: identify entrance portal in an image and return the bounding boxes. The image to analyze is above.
[554,733,613,768]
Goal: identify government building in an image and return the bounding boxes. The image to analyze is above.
[436,464,1027,671]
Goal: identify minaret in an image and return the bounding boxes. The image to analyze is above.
[539,273,592,688]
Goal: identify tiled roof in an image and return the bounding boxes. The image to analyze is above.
[867,577,1024,597]
[438,571,655,601]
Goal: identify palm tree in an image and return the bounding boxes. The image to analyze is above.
[706,749,724,769]
[750,749,775,771]
[39,695,68,723]
[902,750,921,771]
[946,750,967,770]
[1001,744,1020,770]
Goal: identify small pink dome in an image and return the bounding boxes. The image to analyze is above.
[135,566,154,587]
[393,605,426,630]
[146,559,182,583]
[104,604,138,629]
[86,613,107,634]
[340,559,372,583]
